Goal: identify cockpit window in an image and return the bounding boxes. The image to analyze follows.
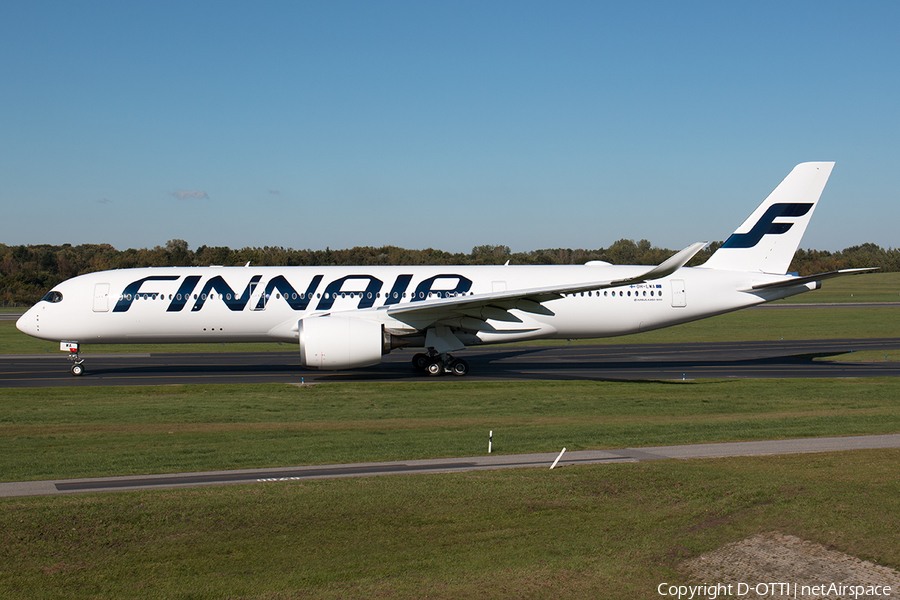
[41,291,63,303]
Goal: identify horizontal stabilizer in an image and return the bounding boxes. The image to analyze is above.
[747,267,879,291]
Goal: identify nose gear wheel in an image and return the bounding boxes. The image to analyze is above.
[68,352,85,376]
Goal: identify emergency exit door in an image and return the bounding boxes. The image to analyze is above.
[93,283,110,312]
[671,279,686,308]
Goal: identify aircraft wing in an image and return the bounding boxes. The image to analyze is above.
[746,267,879,291]
[386,242,708,325]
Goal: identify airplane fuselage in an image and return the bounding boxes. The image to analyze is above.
[16,264,812,347]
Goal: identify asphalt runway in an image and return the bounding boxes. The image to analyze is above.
[2,338,900,387]
[3,433,899,498]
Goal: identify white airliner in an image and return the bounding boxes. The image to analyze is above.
[17,162,872,376]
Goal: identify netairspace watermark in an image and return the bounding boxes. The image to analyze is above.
[657,581,894,599]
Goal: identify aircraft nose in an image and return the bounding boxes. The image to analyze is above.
[16,308,37,337]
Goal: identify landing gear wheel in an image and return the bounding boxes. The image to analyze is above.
[449,358,469,376]
[425,359,444,376]
[412,353,430,372]
[71,363,85,376]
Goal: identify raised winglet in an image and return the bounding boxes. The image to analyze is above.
[611,241,708,286]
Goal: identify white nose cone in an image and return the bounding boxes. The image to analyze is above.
[16,309,37,337]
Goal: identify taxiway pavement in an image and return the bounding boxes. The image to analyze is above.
[2,338,900,387]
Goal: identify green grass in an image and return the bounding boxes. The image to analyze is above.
[1,449,899,599]
[0,375,897,598]
[3,379,900,482]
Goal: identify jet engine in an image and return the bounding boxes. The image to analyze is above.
[298,316,391,370]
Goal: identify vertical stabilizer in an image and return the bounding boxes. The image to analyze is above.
[701,162,834,274]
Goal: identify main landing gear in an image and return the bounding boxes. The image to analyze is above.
[412,352,469,377]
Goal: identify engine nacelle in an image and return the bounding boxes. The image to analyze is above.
[298,316,390,370]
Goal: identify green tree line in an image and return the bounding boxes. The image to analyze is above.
[1,239,896,306]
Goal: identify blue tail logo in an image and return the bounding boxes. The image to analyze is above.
[721,203,813,249]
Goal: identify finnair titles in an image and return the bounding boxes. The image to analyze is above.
[16,162,873,376]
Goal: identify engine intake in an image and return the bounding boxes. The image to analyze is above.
[298,316,390,370]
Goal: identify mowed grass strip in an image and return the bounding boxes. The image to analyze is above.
[3,379,900,481]
[1,449,898,599]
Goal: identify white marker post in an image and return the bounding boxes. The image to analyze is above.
[488,430,493,453]
[550,447,566,469]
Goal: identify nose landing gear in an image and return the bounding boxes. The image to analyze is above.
[62,342,85,376]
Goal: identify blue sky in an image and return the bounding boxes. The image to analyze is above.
[1,1,897,255]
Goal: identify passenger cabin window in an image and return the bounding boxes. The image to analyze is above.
[42,291,63,303]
